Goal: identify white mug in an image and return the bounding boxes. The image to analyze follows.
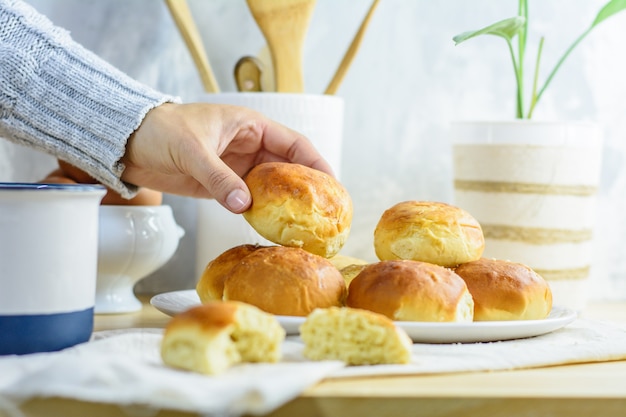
[0,183,105,355]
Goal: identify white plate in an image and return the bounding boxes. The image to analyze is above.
[150,290,577,344]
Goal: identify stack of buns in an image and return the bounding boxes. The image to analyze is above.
[170,164,556,373]
[340,201,481,323]
[195,162,354,317]
[359,200,552,322]
[195,193,553,326]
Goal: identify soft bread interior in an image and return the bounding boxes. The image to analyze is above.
[300,307,412,365]
[161,302,285,375]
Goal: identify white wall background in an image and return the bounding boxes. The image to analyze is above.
[2,0,626,299]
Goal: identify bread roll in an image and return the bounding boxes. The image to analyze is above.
[347,260,474,322]
[160,301,285,375]
[41,164,162,206]
[454,258,553,321]
[196,244,268,303]
[100,187,163,206]
[374,201,484,268]
[243,162,353,258]
[339,263,367,287]
[38,169,78,185]
[223,246,347,316]
[300,307,412,365]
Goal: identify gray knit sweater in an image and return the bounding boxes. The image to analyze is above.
[0,0,178,197]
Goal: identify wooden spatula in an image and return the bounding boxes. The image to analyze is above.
[325,0,380,95]
[246,0,317,93]
[165,0,220,93]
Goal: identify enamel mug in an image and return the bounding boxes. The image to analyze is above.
[0,183,105,355]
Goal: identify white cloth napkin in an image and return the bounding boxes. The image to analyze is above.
[326,318,626,378]
[0,329,343,416]
[1,319,625,416]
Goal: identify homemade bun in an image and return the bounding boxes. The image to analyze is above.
[39,169,78,185]
[339,263,367,287]
[347,260,474,322]
[223,246,347,316]
[43,161,162,206]
[196,244,268,303]
[454,258,553,321]
[374,201,484,268]
[100,187,163,206]
[161,301,285,375]
[243,162,353,258]
[300,307,412,365]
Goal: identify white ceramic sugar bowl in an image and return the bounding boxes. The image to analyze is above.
[96,205,184,314]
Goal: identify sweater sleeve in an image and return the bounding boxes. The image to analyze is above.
[0,0,180,197]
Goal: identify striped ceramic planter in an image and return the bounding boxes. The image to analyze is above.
[452,121,603,311]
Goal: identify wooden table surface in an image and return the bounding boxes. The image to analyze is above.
[9,297,626,417]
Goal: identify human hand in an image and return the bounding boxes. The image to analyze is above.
[121,103,334,213]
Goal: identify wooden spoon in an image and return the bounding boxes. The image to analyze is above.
[165,0,220,93]
[324,0,380,95]
[246,0,317,93]
[234,56,263,92]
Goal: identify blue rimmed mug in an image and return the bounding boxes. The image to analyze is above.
[0,183,105,355]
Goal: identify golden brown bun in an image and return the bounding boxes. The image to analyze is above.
[223,246,347,316]
[346,260,474,322]
[242,162,353,258]
[100,187,163,206]
[196,244,269,303]
[374,201,484,268]
[454,258,553,321]
[160,301,285,375]
[57,160,96,183]
[300,307,412,365]
[38,169,78,185]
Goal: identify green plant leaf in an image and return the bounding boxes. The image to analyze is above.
[531,0,626,117]
[453,16,526,45]
[592,0,626,26]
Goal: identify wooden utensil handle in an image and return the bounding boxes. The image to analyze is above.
[165,0,220,93]
[325,0,380,95]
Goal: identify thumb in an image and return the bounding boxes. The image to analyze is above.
[197,156,252,214]
[222,185,251,214]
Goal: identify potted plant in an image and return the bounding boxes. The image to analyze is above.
[450,0,626,311]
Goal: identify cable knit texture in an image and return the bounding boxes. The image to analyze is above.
[0,0,178,197]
